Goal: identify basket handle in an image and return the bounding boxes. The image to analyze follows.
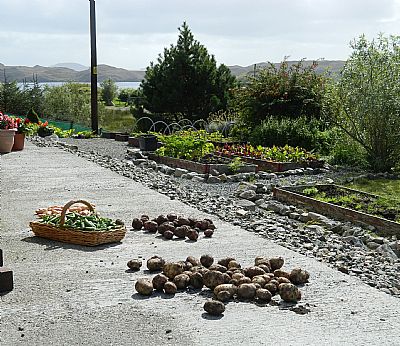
[59,200,95,226]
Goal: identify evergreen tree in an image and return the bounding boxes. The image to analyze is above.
[140,22,236,121]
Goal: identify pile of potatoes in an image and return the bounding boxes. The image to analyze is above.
[131,254,310,316]
[131,213,216,241]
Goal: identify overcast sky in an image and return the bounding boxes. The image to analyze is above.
[1,0,400,70]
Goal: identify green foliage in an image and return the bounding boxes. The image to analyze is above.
[118,88,138,104]
[100,108,137,133]
[100,78,118,106]
[228,157,244,173]
[323,34,400,172]
[156,129,216,161]
[328,132,368,168]
[233,59,328,126]
[26,108,40,124]
[302,187,319,196]
[50,126,74,138]
[140,22,236,121]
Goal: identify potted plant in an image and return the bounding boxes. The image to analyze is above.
[37,121,54,137]
[0,112,17,153]
[12,117,32,151]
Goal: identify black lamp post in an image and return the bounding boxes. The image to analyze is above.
[89,0,98,134]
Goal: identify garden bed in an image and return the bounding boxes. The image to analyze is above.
[273,184,400,237]
[148,154,257,175]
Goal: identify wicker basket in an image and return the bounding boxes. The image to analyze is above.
[29,200,126,246]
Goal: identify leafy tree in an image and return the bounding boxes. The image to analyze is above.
[100,78,118,106]
[140,22,236,121]
[118,88,138,104]
[233,59,328,127]
[323,34,400,172]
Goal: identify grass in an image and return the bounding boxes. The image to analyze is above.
[100,108,137,133]
[345,178,400,202]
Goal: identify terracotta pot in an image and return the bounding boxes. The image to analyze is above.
[12,133,25,151]
[0,129,16,153]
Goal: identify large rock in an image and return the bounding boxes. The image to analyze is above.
[174,168,189,177]
[239,190,257,201]
[236,199,256,211]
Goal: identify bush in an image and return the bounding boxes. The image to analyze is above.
[245,116,332,152]
[328,134,368,168]
[100,79,118,106]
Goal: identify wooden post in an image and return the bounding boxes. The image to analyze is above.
[89,0,98,134]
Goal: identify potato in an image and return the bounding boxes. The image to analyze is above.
[217,257,236,268]
[222,273,231,284]
[229,279,239,286]
[157,222,175,235]
[256,288,272,303]
[127,259,142,271]
[269,257,284,271]
[173,226,187,239]
[238,277,252,285]
[173,273,190,289]
[135,278,153,296]
[131,218,143,230]
[200,254,214,268]
[264,282,278,295]
[188,217,197,227]
[163,262,184,279]
[237,283,257,299]
[163,230,174,239]
[231,273,245,281]
[140,214,150,222]
[195,220,209,230]
[279,283,301,302]
[186,256,200,266]
[228,260,241,269]
[190,272,204,289]
[214,284,237,297]
[152,273,169,291]
[204,229,214,237]
[147,256,165,272]
[204,300,225,316]
[257,264,271,273]
[289,268,310,285]
[198,267,210,276]
[156,214,169,225]
[216,290,231,302]
[177,216,190,226]
[203,270,226,289]
[277,277,291,284]
[187,229,199,241]
[273,269,290,279]
[244,266,266,278]
[252,275,266,286]
[167,213,178,222]
[164,281,177,295]
[254,256,269,266]
[269,279,280,287]
[143,220,158,233]
[209,264,227,273]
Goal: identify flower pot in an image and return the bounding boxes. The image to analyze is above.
[139,134,158,152]
[0,129,16,153]
[12,133,25,151]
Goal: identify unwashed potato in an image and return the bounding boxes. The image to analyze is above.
[200,254,214,268]
[186,256,200,267]
[204,229,214,237]
[217,257,235,268]
[279,283,301,302]
[156,214,169,225]
[289,268,310,285]
[131,218,143,230]
[135,278,153,296]
[164,281,177,295]
[214,284,237,297]
[264,282,278,295]
[173,226,187,239]
[147,256,165,272]
[163,262,184,279]
[277,277,291,284]
[204,300,225,316]
[187,229,199,241]
[244,266,266,278]
[237,283,257,300]
[273,269,290,279]
[173,273,190,289]
[209,264,227,273]
[127,259,142,271]
[157,222,175,235]
[163,230,174,239]
[190,272,204,289]
[269,257,284,271]
[143,220,158,233]
[203,270,226,289]
[252,275,267,286]
[256,288,272,303]
[152,273,169,291]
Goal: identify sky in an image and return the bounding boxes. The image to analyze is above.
[1,0,400,70]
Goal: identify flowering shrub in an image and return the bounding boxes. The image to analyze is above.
[0,112,17,130]
[14,117,33,134]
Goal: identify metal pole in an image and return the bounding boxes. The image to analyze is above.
[89,0,98,134]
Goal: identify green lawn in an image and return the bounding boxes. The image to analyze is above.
[345,178,400,202]
[100,108,137,133]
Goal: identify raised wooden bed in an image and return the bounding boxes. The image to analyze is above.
[273,184,400,237]
[128,137,140,147]
[148,154,257,175]
[215,152,324,172]
[115,133,129,142]
[101,131,116,139]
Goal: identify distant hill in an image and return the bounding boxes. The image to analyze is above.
[51,62,88,71]
[0,60,345,83]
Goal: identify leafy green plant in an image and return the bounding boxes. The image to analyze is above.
[302,187,319,196]
[228,157,244,173]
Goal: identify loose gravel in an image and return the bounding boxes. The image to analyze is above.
[32,136,400,297]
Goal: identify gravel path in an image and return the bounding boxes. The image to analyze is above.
[33,137,400,298]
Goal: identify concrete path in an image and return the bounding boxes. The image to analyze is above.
[1,143,399,346]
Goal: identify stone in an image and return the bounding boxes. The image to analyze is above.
[255,199,265,206]
[376,244,398,259]
[236,209,248,217]
[389,240,400,257]
[210,169,220,176]
[218,174,228,182]
[299,212,310,222]
[192,176,205,182]
[239,190,257,200]
[174,168,188,177]
[366,242,380,250]
[343,236,365,248]
[207,176,221,184]
[289,212,300,220]
[236,199,256,211]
